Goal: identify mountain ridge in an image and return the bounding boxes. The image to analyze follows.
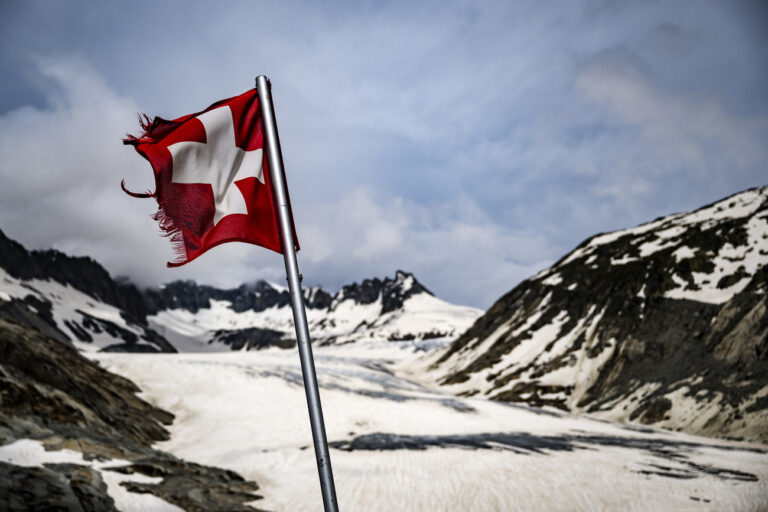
[0,229,149,323]
[142,269,430,316]
[0,227,480,352]
[147,270,481,349]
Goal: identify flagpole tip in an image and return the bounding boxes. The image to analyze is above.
[255,75,270,90]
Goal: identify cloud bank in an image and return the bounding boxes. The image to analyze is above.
[0,1,766,308]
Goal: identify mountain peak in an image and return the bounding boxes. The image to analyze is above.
[331,271,432,314]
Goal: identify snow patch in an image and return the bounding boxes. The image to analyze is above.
[541,273,563,286]
[672,246,696,262]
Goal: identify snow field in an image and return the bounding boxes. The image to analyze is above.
[93,344,768,511]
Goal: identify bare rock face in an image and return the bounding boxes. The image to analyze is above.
[429,186,768,443]
[0,228,148,324]
[107,459,261,512]
[143,279,292,315]
[0,314,173,449]
[212,327,295,351]
[332,270,433,314]
[0,462,119,512]
[0,307,265,511]
[143,270,430,316]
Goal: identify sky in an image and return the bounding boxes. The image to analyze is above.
[0,1,766,308]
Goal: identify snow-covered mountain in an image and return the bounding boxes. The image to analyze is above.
[0,229,174,353]
[146,271,482,350]
[0,228,481,353]
[426,186,768,443]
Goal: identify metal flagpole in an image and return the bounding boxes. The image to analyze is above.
[255,75,339,512]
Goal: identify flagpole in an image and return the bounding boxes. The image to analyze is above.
[255,75,339,512]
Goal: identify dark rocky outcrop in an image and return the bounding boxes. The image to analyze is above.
[107,458,261,512]
[332,270,432,314]
[0,316,172,450]
[143,280,290,315]
[212,327,295,351]
[0,461,118,512]
[143,279,330,314]
[142,270,429,317]
[0,229,175,353]
[0,297,70,346]
[0,228,148,324]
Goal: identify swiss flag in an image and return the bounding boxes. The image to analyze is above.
[123,89,298,266]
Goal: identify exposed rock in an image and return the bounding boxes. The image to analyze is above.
[143,280,292,315]
[0,228,148,324]
[142,270,429,317]
[0,297,70,346]
[212,327,295,351]
[0,230,175,353]
[0,314,172,450]
[0,461,118,512]
[332,270,432,314]
[107,457,262,512]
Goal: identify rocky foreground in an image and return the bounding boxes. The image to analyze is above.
[0,301,264,511]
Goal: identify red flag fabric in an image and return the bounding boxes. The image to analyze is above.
[123,89,298,266]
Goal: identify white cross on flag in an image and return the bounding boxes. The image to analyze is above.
[123,89,298,266]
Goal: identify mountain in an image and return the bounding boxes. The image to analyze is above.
[0,229,174,353]
[0,228,481,353]
[425,186,768,443]
[146,271,482,350]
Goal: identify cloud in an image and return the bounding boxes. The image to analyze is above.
[295,187,557,306]
[0,58,182,277]
[0,57,289,291]
[0,57,553,307]
[575,47,766,173]
[1,1,767,309]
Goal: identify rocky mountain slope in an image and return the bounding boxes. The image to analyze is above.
[0,299,264,510]
[146,271,482,350]
[0,229,174,353]
[426,186,768,443]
